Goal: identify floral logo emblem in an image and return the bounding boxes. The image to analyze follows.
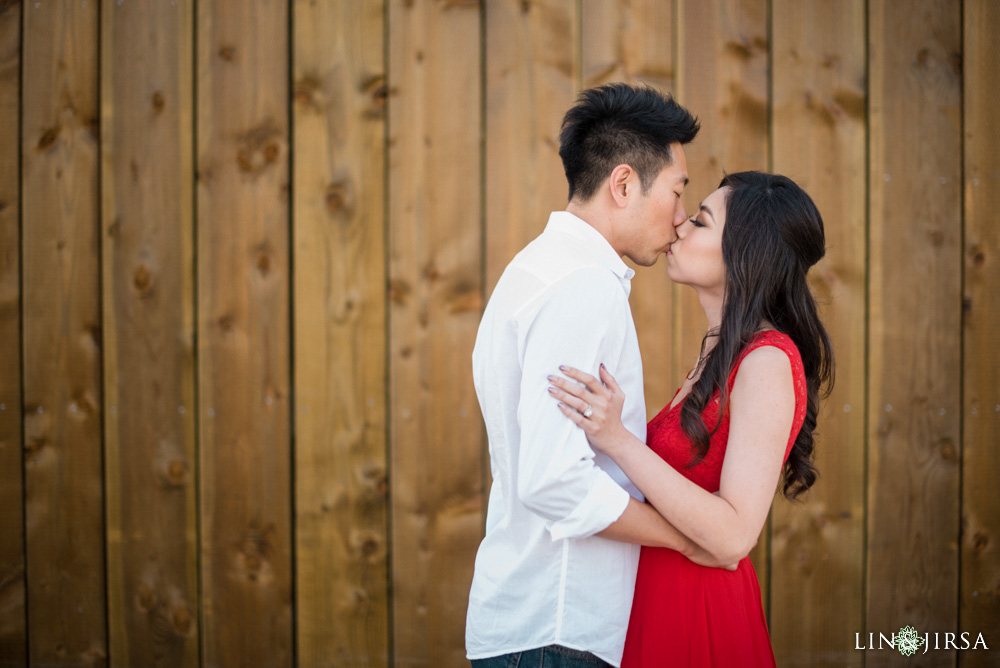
[897,626,926,656]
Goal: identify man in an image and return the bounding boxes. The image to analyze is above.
[466,84,725,667]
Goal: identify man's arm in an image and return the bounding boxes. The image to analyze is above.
[514,269,634,540]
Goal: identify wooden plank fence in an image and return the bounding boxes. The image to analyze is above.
[0,1,997,666]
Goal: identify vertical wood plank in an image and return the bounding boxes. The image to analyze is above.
[961,0,1000,662]
[388,0,484,664]
[675,0,771,604]
[292,1,389,665]
[21,1,106,664]
[867,1,962,664]
[581,0,679,415]
[485,0,577,293]
[675,0,769,383]
[101,1,198,666]
[0,2,24,665]
[769,2,866,665]
[196,1,292,665]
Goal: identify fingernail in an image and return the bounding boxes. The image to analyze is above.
[559,365,567,371]
[547,387,555,393]
[547,375,556,381]
[600,363,606,370]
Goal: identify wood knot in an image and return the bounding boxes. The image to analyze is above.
[235,122,283,175]
[971,247,986,267]
[137,584,158,612]
[172,606,193,636]
[133,265,152,294]
[325,181,354,216]
[24,436,47,459]
[166,459,187,486]
[256,251,271,274]
[219,45,236,62]
[293,87,314,107]
[218,314,234,331]
[937,439,958,464]
[372,83,388,109]
[725,38,754,59]
[423,262,441,282]
[916,48,929,67]
[70,390,96,416]
[949,52,962,77]
[972,531,988,554]
[928,230,944,247]
[364,467,388,497]
[388,279,411,305]
[361,539,379,557]
[87,323,102,350]
[37,125,60,151]
[237,148,254,173]
[152,91,165,111]
[263,142,280,163]
[294,75,320,107]
[243,550,261,573]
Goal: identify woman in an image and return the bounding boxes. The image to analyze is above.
[547,171,834,666]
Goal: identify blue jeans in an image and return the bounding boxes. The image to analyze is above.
[471,645,611,668]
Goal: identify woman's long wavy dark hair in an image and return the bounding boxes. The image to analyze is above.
[679,171,834,499]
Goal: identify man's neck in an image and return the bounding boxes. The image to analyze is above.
[564,200,621,256]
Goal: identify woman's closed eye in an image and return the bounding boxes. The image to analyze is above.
[689,217,705,228]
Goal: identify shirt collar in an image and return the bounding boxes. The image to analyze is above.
[544,211,636,282]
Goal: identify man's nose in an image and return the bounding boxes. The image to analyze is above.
[674,201,688,226]
[673,209,688,238]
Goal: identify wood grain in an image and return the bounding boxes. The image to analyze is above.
[292,0,389,665]
[676,0,771,608]
[769,2,866,665]
[388,0,485,664]
[960,0,1000,662]
[866,2,962,665]
[101,1,198,666]
[485,0,577,292]
[21,1,106,664]
[0,2,24,664]
[581,0,680,416]
[196,1,292,665]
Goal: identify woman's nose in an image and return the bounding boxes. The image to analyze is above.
[673,218,688,238]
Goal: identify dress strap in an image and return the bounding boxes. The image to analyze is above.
[727,331,803,391]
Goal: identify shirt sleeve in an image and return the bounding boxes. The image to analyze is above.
[514,267,632,541]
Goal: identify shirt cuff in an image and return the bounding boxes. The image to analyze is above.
[547,472,631,541]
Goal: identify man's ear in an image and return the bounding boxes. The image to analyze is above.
[608,164,635,208]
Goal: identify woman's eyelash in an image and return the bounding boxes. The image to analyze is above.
[689,217,705,228]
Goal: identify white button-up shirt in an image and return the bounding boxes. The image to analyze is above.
[466,211,648,666]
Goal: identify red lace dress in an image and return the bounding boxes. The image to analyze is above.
[621,331,807,667]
